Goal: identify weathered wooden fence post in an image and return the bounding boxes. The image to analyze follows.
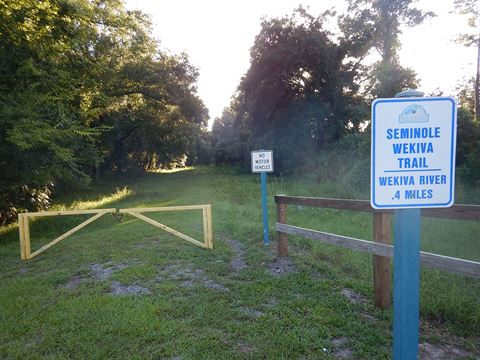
[18,214,26,260]
[373,212,391,309]
[277,202,288,257]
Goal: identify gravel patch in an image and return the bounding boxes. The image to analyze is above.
[158,264,229,292]
[331,337,353,359]
[180,280,195,289]
[110,281,151,295]
[268,256,297,277]
[361,312,377,323]
[89,262,128,280]
[239,306,263,318]
[226,239,247,271]
[311,270,326,280]
[333,349,354,359]
[203,278,229,291]
[62,262,151,294]
[264,298,278,308]
[237,341,255,353]
[341,288,367,305]
[63,275,82,290]
[332,337,349,348]
[419,342,480,360]
[133,243,148,249]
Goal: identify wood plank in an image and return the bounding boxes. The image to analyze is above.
[202,206,209,247]
[274,195,480,221]
[28,212,106,259]
[206,205,213,249]
[18,214,26,260]
[276,203,288,257]
[24,208,116,217]
[373,213,391,309]
[420,252,480,278]
[276,223,480,278]
[277,223,393,257]
[24,215,31,259]
[126,211,206,249]
[120,205,206,213]
[422,205,480,221]
[275,195,376,213]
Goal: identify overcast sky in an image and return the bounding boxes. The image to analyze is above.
[124,0,477,126]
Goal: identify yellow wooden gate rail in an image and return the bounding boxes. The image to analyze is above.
[18,205,213,260]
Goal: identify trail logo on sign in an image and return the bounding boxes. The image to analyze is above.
[251,150,273,173]
[371,97,457,209]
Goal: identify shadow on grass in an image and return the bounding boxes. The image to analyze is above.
[0,168,198,245]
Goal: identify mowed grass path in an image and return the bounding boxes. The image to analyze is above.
[0,167,479,359]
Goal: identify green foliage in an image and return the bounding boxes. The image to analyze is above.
[213,8,370,173]
[453,0,480,120]
[454,0,480,47]
[364,61,418,100]
[453,79,480,185]
[0,0,207,224]
[343,0,433,98]
[345,0,434,64]
[212,108,250,166]
[312,133,371,197]
[213,2,430,173]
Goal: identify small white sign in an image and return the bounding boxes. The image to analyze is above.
[251,150,274,173]
[371,97,457,209]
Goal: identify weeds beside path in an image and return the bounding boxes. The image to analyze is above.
[0,167,478,359]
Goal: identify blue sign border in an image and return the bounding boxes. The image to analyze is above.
[371,97,456,209]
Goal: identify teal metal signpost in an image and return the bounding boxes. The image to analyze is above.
[371,89,457,359]
[260,171,269,246]
[251,150,274,246]
[393,90,423,360]
[393,207,421,359]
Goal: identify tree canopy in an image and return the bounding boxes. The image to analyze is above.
[453,0,480,120]
[212,2,438,173]
[342,0,433,98]
[213,8,370,172]
[0,0,208,224]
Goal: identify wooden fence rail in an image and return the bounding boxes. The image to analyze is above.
[274,195,480,309]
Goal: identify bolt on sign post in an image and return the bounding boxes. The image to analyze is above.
[371,89,457,360]
[251,150,274,246]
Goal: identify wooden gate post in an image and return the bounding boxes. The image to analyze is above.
[277,203,288,257]
[373,212,391,309]
[18,214,26,260]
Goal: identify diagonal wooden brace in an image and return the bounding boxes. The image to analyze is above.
[126,211,207,249]
[27,212,106,259]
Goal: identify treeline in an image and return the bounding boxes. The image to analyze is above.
[2,1,479,225]
[0,0,209,224]
[212,1,480,179]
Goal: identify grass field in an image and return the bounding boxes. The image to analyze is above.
[1,166,479,359]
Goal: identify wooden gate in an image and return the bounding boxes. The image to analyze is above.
[18,205,213,260]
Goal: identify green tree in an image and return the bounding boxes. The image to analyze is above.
[455,79,480,184]
[212,109,247,166]
[230,8,370,171]
[213,8,374,172]
[0,0,207,224]
[454,0,480,120]
[344,0,434,98]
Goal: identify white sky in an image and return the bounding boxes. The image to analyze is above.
[125,0,477,126]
